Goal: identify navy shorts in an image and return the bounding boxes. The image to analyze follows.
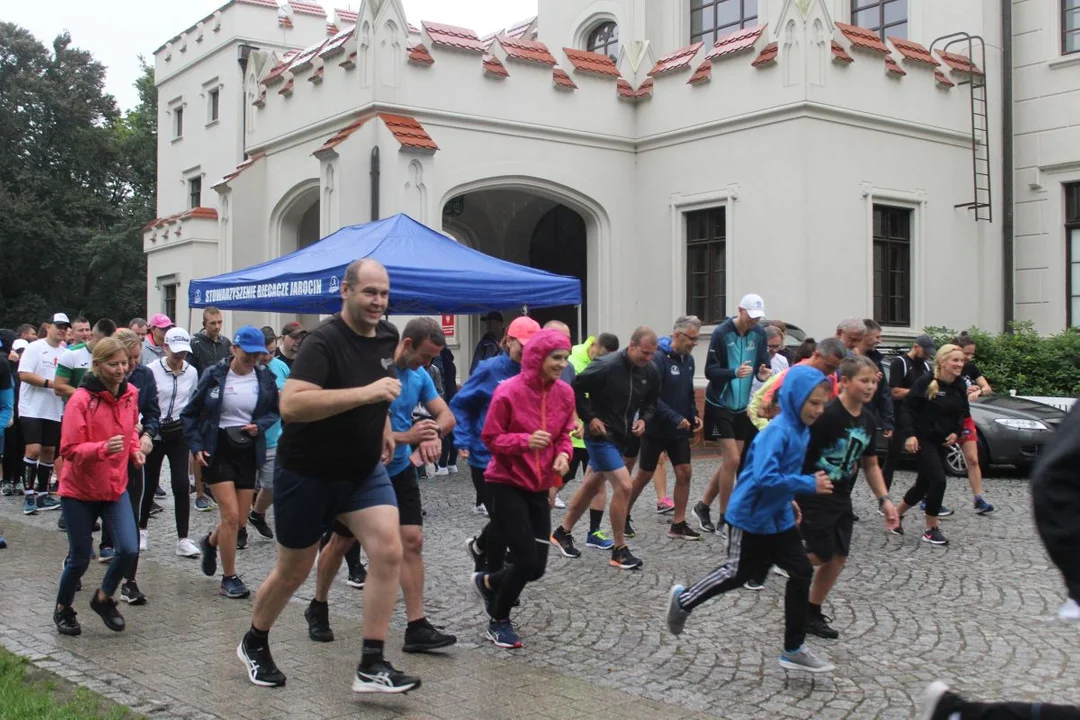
[273,463,397,549]
[585,439,624,473]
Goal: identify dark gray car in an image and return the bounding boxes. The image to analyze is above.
[945,394,1067,476]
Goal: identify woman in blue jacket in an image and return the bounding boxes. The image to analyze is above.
[182,326,278,600]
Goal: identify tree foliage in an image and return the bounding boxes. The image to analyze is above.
[0,23,155,328]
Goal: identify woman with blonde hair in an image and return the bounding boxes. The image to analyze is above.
[895,344,970,546]
[53,336,146,636]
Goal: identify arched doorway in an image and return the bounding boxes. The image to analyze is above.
[273,183,321,329]
[529,206,587,333]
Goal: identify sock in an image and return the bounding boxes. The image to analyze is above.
[974,494,983,503]
[589,509,604,533]
[309,598,327,608]
[36,463,53,493]
[360,639,385,668]
[246,625,269,648]
[406,617,428,631]
[23,458,37,494]
[809,602,822,618]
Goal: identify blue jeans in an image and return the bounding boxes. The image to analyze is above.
[57,493,139,608]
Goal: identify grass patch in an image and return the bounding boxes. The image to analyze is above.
[0,647,141,720]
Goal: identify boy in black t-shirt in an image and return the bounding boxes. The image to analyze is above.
[797,356,899,639]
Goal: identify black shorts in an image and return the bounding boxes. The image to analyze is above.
[333,467,422,532]
[21,417,61,448]
[622,434,641,460]
[797,494,855,561]
[638,436,692,472]
[274,463,396,549]
[203,431,257,490]
[567,447,590,480]
[704,405,756,442]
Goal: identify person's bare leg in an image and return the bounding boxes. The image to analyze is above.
[671,464,692,524]
[606,468,633,547]
[558,469,606,533]
[808,554,847,606]
[338,506,403,642]
[653,456,669,502]
[718,439,743,514]
[209,483,240,576]
[589,483,607,511]
[399,525,425,622]
[251,544,320,630]
[193,456,206,500]
[701,468,720,507]
[253,488,273,515]
[964,443,984,498]
[314,534,350,602]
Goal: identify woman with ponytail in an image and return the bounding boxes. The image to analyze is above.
[895,345,970,546]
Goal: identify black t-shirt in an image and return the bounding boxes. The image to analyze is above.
[274,348,294,369]
[801,399,878,496]
[962,361,983,389]
[277,316,399,481]
[889,354,932,398]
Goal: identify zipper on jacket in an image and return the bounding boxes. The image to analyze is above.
[535,388,548,478]
[162,358,179,420]
[624,367,633,440]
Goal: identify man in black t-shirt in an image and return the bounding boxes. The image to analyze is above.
[237,259,420,695]
[796,356,898,640]
[275,322,306,369]
[882,335,935,491]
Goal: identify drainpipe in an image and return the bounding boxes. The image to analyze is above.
[370,146,381,221]
[1001,0,1015,332]
[237,44,258,161]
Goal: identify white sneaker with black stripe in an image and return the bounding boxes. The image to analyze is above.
[352,660,421,694]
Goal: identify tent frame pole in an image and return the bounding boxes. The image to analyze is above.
[576,304,582,343]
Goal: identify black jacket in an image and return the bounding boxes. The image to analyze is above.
[470,333,502,375]
[181,361,279,467]
[647,336,697,439]
[1031,404,1080,544]
[899,373,968,445]
[865,349,895,431]
[126,364,161,439]
[573,349,660,447]
[189,332,232,375]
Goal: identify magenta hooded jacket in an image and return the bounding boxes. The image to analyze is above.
[481,329,577,494]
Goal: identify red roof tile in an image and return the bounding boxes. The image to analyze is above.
[935,69,955,87]
[648,42,704,77]
[617,77,652,101]
[288,0,326,17]
[320,28,353,58]
[497,34,557,65]
[705,25,765,61]
[380,114,439,152]
[688,60,712,84]
[188,207,218,221]
[422,21,486,53]
[148,208,219,232]
[937,49,983,75]
[215,152,266,189]
[552,66,577,90]
[265,50,301,84]
[834,22,888,54]
[315,118,370,154]
[884,55,906,76]
[889,37,937,66]
[483,54,509,78]
[562,47,621,77]
[408,23,420,34]
[336,8,357,24]
[326,23,338,35]
[279,16,294,29]
[236,0,279,8]
[831,41,854,63]
[407,43,434,65]
[752,42,778,67]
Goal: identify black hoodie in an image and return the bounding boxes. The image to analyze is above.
[573,349,660,447]
[1031,404,1080,544]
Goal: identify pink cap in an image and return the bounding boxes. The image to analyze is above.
[149,313,174,330]
[506,316,541,345]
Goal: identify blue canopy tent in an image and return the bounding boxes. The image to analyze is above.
[188,214,582,320]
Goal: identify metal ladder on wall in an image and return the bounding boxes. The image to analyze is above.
[931,32,992,223]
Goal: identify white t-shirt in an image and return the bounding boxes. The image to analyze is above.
[219,369,259,428]
[17,339,65,421]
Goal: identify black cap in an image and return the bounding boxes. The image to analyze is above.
[483,311,504,323]
[914,335,936,354]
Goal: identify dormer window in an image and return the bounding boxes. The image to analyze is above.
[691,0,758,46]
[587,21,620,62]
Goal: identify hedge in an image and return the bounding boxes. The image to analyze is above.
[922,322,1080,397]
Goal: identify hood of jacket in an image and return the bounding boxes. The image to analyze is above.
[569,337,595,374]
[81,373,133,402]
[520,330,572,391]
[777,365,827,429]
[658,335,674,354]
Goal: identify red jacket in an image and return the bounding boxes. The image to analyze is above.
[482,329,576,494]
[59,376,141,502]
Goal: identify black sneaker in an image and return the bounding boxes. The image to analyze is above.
[890,515,905,536]
[352,660,420,694]
[236,526,249,550]
[465,535,487,572]
[248,511,274,540]
[199,533,217,577]
[403,620,457,653]
[693,501,716,534]
[609,545,643,570]
[119,581,147,606]
[852,513,861,522]
[624,518,636,539]
[154,485,167,498]
[148,502,164,517]
[346,564,367,589]
[305,600,334,642]
[668,521,702,540]
[550,527,581,558]
[220,575,251,599]
[922,527,949,546]
[53,606,81,636]
[237,635,286,687]
[807,612,840,639]
[89,592,125,632]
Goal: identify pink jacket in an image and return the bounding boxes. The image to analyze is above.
[59,376,142,502]
[481,329,576,494]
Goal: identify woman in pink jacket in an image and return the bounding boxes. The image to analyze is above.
[472,329,576,649]
[53,337,146,637]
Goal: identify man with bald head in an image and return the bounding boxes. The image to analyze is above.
[237,259,421,694]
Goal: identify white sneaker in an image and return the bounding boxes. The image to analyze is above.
[772,566,789,578]
[139,529,148,551]
[424,463,437,477]
[448,465,459,473]
[176,538,200,557]
[553,493,566,509]
[1058,597,1080,622]
[473,504,489,517]
[435,467,450,476]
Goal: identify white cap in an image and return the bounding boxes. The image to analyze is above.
[738,294,766,319]
[51,312,71,325]
[12,339,29,352]
[164,327,193,354]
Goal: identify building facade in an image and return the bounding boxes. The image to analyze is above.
[144,0,1080,370]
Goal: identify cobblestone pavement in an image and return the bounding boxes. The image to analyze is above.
[1,459,1078,719]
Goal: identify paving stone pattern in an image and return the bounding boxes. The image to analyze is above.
[1,460,1078,719]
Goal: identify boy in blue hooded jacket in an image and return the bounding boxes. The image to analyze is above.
[665,365,838,673]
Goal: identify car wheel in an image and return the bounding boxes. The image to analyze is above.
[945,443,968,477]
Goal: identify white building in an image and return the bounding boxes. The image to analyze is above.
[144,0,1080,368]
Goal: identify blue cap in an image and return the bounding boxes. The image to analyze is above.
[233,325,268,354]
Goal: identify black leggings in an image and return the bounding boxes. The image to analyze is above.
[470,465,489,509]
[100,464,143,581]
[485,483,550,620]
[882,428,906,491]
[902,443,948,518]
[142,435,190,536]
[438,431,458,468]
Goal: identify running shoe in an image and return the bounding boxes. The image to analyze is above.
[57,516,65,530]
[403,619,457,653]
[656,496,675,514]
[585,529,614,550]
[624,518,636,539]
[920,501,954,517]
[220,575,251,599]
[154,485,167,498]
[346,564,367,588]
[448,465,459,473]
[852,513,861,522]
[1057,598,1080,623]
[470,572,494,617]
[0,481,13,496]
[37,493,61,511]
[692,501,715,534]
[199,533,217,576]
[120,581,147,606]
[90,592,126,632]
[485,619,522,649]
[610,545,643,570]
[434,466,449,477]
[53,606,81,636]
[465,535,488,570]
[806,612,839,639]
[176,538,201,557]
[22,495,38,516]
[668,521,701,540]
[139,529,149,551]
[352,660,421,693]
[148,502,164,517]
[779,645,835,673]
[98,547,116,563]
[248,511,274,539]
[236,526,248,550]
[305,600,334,642]
[890,515,905,536]
[743,579,765,591]
[195,496,213,512]
[919,681,966,720]
[665,584,689,636]
[973,497,995,515]
[0,535,6,549]
[922,527,949,546]
[550,527,582,558]
[472,504,488,517]
[553,493,566,509]
[237,636,286,687]
[773,566,790,578]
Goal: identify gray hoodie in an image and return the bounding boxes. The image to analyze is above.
[141,336,166,365]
